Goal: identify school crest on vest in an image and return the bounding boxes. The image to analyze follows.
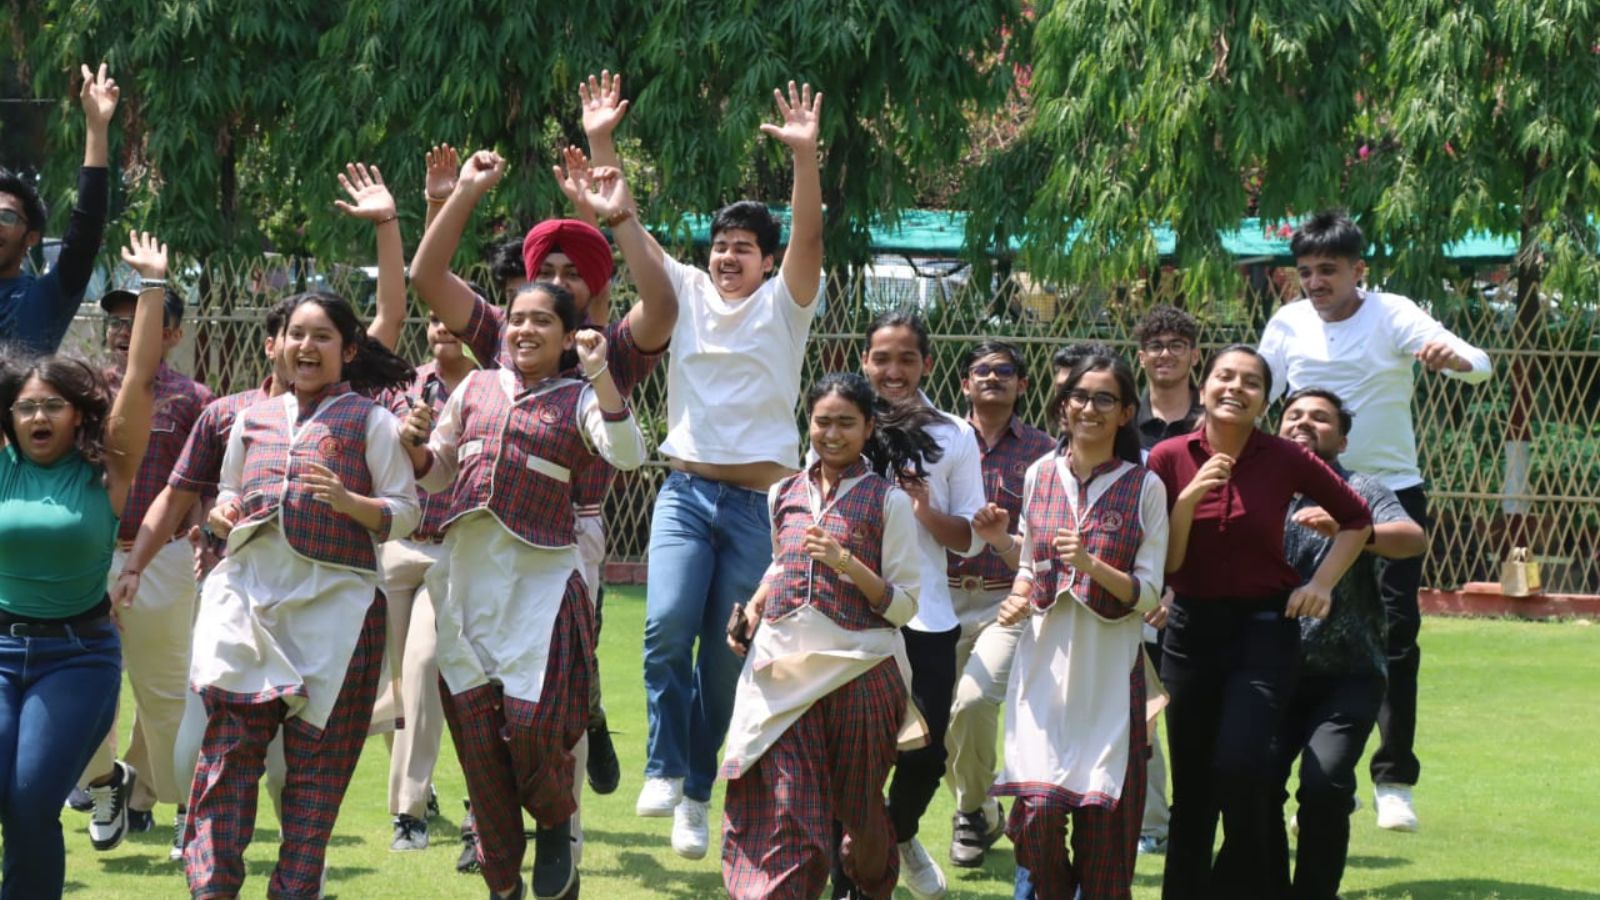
[318,435,345,462]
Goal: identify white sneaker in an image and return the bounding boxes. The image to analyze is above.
[87,760,139,851]
[1374,784,1419,832]
[898,837,949,899]
[169,808,186,862]
[671,797,710,860]
[635,776,683,817]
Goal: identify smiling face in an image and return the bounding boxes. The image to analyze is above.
[963,352,1024,413]
[11,375,84,466]
[1137,331,1200,391]
[1201,350,1269,425]
[1279,394,1347,462]
[1296,253,1366,322]
[809,390,872,472]
[862,326,931,403]
[427,314,465,364]
[0,192,40,276]
[505,287,573,381]
[101,296,180,370]
[281,302,356,396]
[707,227,773,300]
[534,251,608,324]
[1062,368,1134,449]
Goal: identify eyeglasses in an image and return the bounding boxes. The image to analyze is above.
[1141,339,1193,356]
[103,315,136,334]
[11,398,72,419]
[969,363,1019,379]
[1064,390,1123,413]
[0,209,26,228]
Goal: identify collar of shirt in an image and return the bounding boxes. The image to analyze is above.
[1064,449,1127,491]
[1137,389,1202,429]
[807,457,871,505]
[966,412,1027,453]
[291,381,353,423]
[1193,425,1266,462]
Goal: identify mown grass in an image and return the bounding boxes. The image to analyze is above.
[56,591,1600,898]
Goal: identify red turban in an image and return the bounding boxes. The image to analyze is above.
[522,219,614,300]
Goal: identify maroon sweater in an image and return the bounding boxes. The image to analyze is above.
[1148,429,1372,601]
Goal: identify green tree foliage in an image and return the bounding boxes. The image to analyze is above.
[15,1,1026,273]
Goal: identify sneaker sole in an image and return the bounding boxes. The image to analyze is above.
[635,802,679,817]
[671,838,708,861]
[533,866,579,900]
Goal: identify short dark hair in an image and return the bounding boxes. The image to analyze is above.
[1133,305,1199,346]
[486,236,526,299]
[0,170,48,233]
[264,295,299,337]
[1290,210,1364,261]
[711,201,782,258]
[964,340,1027,381]
[1052,341,1117,373]
[1284,387,1354,436]
[1201,343,1274,398]
[865,309,932,359]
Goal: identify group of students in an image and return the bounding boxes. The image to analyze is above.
[0,62,1493,900]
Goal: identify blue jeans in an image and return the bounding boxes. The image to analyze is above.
[642,471,771,803]
[0,623,122,900]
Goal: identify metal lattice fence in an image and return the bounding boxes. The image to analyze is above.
[56,255,1600,593]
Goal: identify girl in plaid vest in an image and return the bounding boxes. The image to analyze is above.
[186,292,420,900]
[718,373,943,900]
[986,353,1170,900]
[406,281,646,900]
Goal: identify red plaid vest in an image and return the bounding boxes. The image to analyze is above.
[442,372,592,548]
[1027,455,1147,619]
[235,387,382,571]
[766,462,897,632]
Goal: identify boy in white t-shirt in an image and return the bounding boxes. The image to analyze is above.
[635,82,825,862]
[1257,210,1492,834]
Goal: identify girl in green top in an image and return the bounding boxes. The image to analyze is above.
[0,231,169,900]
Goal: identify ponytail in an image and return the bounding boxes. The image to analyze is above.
[344,331,417,396]
[865,396,945,482]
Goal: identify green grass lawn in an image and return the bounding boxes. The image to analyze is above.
[57,589,1600,898]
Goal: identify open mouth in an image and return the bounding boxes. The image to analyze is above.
[28,425,54,446]
[1217,397,1247,412]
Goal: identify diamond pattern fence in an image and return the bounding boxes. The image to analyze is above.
[55,255,1600,594]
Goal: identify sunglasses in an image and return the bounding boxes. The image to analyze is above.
[970,363,1019,379]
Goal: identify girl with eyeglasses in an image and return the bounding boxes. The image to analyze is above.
[979,351,1169,899]
[1145,344,1372,899]
[0,233,168,899]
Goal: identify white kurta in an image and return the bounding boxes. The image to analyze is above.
[719,470,924,779]
[189,395,419,731]
[998,455,1168,807]
[420,370,646,702]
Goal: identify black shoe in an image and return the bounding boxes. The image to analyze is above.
[457,800,481,874]
[531,820,577,899]
[585,722,620,796]
[65,786,94,813]
[87,760,139,851]
[949,800,1004,868]
[126,807,155,834]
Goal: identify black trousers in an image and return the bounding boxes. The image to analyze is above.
[832,623,960,896]
[1160,596,1299,900]
[1371,485,1429,786]
[1264,672,1386,900]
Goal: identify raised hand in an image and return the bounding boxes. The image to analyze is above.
[457,150,506,197]
[425,144,460,201]
[120,231,169,280]
[573,328,610,377]
[552,146,598,219]
[80,62,119,129]
[333,162,397,223]
[1178,453,1233,506]
[572,162,632,221]
[758,81,821,152]
[579,70,630,140]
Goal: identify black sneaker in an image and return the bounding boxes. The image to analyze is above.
[585,721,620,796]
[392,813,429,851]
[127,807,155,834]
[531,819,577,899]
[65,786,94,813]
[87,760,139,851]
[457,800,481,874]
[948,800,1004,868]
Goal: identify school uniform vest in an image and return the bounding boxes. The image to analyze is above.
[766,463,896,632]
[235,387,381,572]
[1027,456,1147,619]
[442,373,592,548]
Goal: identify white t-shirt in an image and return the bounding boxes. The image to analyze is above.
[1258,290,1492,490]
[658,257,819,468]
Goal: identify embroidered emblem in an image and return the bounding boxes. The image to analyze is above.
[851,523,871,543]
[318,436,343,461]
[537,403,561,424]
[1099,511,1125,532]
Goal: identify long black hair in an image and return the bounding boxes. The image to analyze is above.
[0,349,113,467]
[281,292,415,395]
[1052,352,1143,466]
[805,372,944,482]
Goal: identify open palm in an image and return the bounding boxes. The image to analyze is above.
[759,81,822,150]
[334,162,396,222]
